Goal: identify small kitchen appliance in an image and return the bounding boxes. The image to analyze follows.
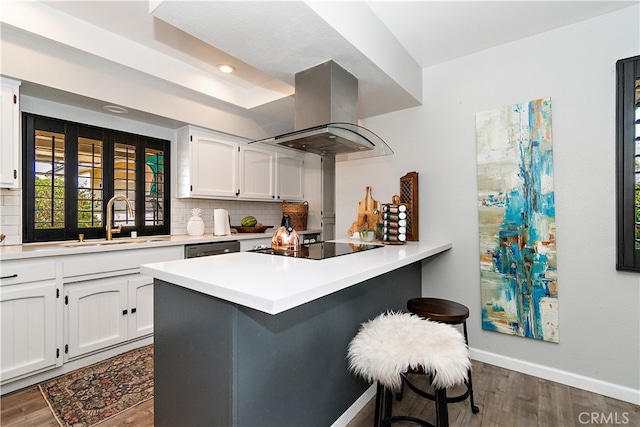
[271,215,301,251]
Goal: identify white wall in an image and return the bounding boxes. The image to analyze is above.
[337,6,640,403]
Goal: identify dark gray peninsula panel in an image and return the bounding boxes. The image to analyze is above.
[154,262,421,426]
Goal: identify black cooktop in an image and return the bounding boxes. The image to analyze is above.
[251,241,383,260]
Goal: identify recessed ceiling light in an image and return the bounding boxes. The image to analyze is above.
[103,105,128,114]
[218,64,236,74]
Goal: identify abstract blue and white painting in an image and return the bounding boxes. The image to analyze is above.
[475,98,558,343]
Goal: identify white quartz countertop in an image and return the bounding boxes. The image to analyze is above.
[0,230,320,260]
[140,240,452,315]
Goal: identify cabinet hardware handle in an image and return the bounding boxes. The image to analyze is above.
[131,308,137,313]
[123,309,128,315]
[0,274,17,279]
[236,189,240,196]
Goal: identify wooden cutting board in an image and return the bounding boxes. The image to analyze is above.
[347,186,381,237]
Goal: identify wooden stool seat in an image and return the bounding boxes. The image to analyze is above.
[404,297,480,415]
[407,298,469,324]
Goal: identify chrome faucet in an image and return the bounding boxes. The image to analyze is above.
[106,195,134,240]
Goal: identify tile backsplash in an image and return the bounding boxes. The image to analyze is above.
[0,190,286,246]
[0,188,22,246]
[172,198,285,235]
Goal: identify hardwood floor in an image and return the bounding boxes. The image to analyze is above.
[347,361,640,427]
[0,385,154,427]
[1,360,638,427]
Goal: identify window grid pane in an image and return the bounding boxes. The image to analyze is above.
[77,137,103,228]
[34,130,65,229]
[113,143,136,226]
[145,149,164,226]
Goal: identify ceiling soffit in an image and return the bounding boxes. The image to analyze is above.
[3,1,294,111]
[149,0,423,119]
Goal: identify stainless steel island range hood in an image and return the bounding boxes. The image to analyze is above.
[251,61,393,161]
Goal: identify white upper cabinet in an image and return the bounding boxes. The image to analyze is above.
[239,145,275,200]
[275,151,305,201]
[0,77,21,189]
[177,126,242,199]
[178,126,305,201]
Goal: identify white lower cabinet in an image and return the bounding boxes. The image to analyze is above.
[0,280,58,382]
[0,246,182,391]
[65,274,153,360]
[128,275,154,339]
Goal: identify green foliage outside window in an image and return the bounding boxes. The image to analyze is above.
[35,176,100,229]
[34,176,64,229]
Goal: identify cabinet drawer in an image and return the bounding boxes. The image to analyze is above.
[0,260,57,285]
[62,246,182,278]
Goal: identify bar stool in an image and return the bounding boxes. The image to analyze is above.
[403,298,479,414]
[348,311,471,427]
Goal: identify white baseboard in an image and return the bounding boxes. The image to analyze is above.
[332,384,376,427]
[470,348,640,405]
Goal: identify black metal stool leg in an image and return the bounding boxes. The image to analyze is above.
[396,375,405,401]
[462,321,479,414]
[374,382,385,427]
[434,386,450,427]
[384,386,393,420]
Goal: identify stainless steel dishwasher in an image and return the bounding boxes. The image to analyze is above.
[184,240,240,258]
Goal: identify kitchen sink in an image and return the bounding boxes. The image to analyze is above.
[61,237,171,247]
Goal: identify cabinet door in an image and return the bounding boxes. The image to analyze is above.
[1,281,57,382]
[191,132,239,198]
[0,78,20,188]
[128,275,154,339]
[240,145,275,200]
[66,277,128,360]
[276,152,305,201]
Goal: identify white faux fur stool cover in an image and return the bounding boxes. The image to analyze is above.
[348,312,470,392]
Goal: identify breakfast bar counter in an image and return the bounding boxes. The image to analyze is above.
[141,240,452,426]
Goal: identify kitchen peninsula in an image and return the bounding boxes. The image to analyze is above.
[140,240,452,426]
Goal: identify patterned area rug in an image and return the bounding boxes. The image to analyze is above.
[39,344,153,427]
